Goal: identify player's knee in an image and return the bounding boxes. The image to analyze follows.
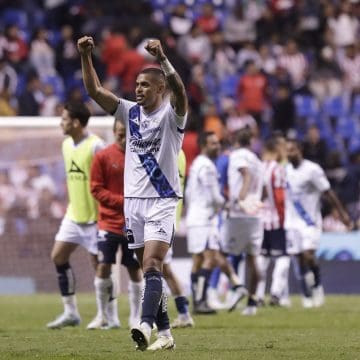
[51,250,68,266]
[96,263,111,278]
[143,257,162,273]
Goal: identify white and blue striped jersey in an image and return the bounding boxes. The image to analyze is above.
[285,159,330,230]
[114,99,187,198]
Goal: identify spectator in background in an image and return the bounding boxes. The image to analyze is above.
[236,60,267,126]
[18,73,43,115]
[168,3,193,38]
[258,44,277,76]
[309,46,343,101]
[336,43,360,96]
[29,28,56,78]
[196,3,220,34]
[223,4,256,51]
[177,24,212,65]
[278,39,309,93]
[209,31,236,81]
[326,1,359,49]
[0,56,18,98]
[56,25,80,82]
[203,102,225,142]
[100,27,127,83]
[187,64,208,118]
[303,124,328,168]
[236,42,260,70]
[272,84,295,134]
[0,24,28,72]
[40,83,61,116]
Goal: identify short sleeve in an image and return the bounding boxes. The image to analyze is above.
[311,164,330,193]
[233,151,249,171]
[113,99,137,126]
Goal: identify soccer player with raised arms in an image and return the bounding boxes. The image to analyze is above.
[78,36,188,351]
[47,101,105,329]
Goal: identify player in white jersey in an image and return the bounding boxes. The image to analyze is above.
[224,127,264,316]
[285,139,351,308]
[78,37,187,351]
[256,136,290,307]
[186,132,247,314]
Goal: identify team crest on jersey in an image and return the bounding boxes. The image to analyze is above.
[141,119,150,130]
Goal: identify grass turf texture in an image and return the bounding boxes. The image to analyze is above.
[0,294,359,359]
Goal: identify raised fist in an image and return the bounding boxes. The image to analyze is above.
[144,39,166,62]
[77,36,94,55]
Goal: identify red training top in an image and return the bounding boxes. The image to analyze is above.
[90,143,125,234]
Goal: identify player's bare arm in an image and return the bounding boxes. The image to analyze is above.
[145,39,188,116]
[78,36,119,114]
[323,189,353,229]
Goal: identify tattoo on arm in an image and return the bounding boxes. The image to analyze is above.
[167,72,188,116]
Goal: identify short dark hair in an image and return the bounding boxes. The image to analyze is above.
[264,136,279,152]
[139,67,165,81]
[236,126,252,146]
[198,131,215,148]
[64,101,91,127]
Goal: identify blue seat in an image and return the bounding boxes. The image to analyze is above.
[351,95,360,116]
[322,96,348,117]
[219,74,240,98]
[336,116,356,139]
[2,9,28,30]
[294,95,319,118]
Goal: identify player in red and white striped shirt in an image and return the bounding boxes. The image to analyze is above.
[256,136,290,306]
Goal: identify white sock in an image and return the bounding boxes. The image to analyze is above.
[237,257,246,285]
[62,295,79,316]
[94,276,112,318]
[140,321,152,338]
[271,256,290,298]
[128,280,143,322]
[255,256,270,300]
[158,328,171,337]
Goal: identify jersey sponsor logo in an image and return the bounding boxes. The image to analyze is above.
[68,160,87,180]
[130,137,161,154]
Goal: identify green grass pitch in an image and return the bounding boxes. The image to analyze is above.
[0,294,359,359]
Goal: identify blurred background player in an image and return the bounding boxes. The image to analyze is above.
[256,136,290,307]
[79,37,187,351]
[285,139,352,308]
[89,118,143,330]
[163,149,195,329]
[224,127,264,316]
[47,101,105,329]
[186,131,246,314]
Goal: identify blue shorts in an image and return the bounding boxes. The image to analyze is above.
[261,229,287,257]
[97,230,140,269]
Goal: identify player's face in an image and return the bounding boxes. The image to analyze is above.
[114,121,126,150]
[135,73,163,108]
[206,134,221,159]
[60,109,76,135]
[286,141,301,165]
